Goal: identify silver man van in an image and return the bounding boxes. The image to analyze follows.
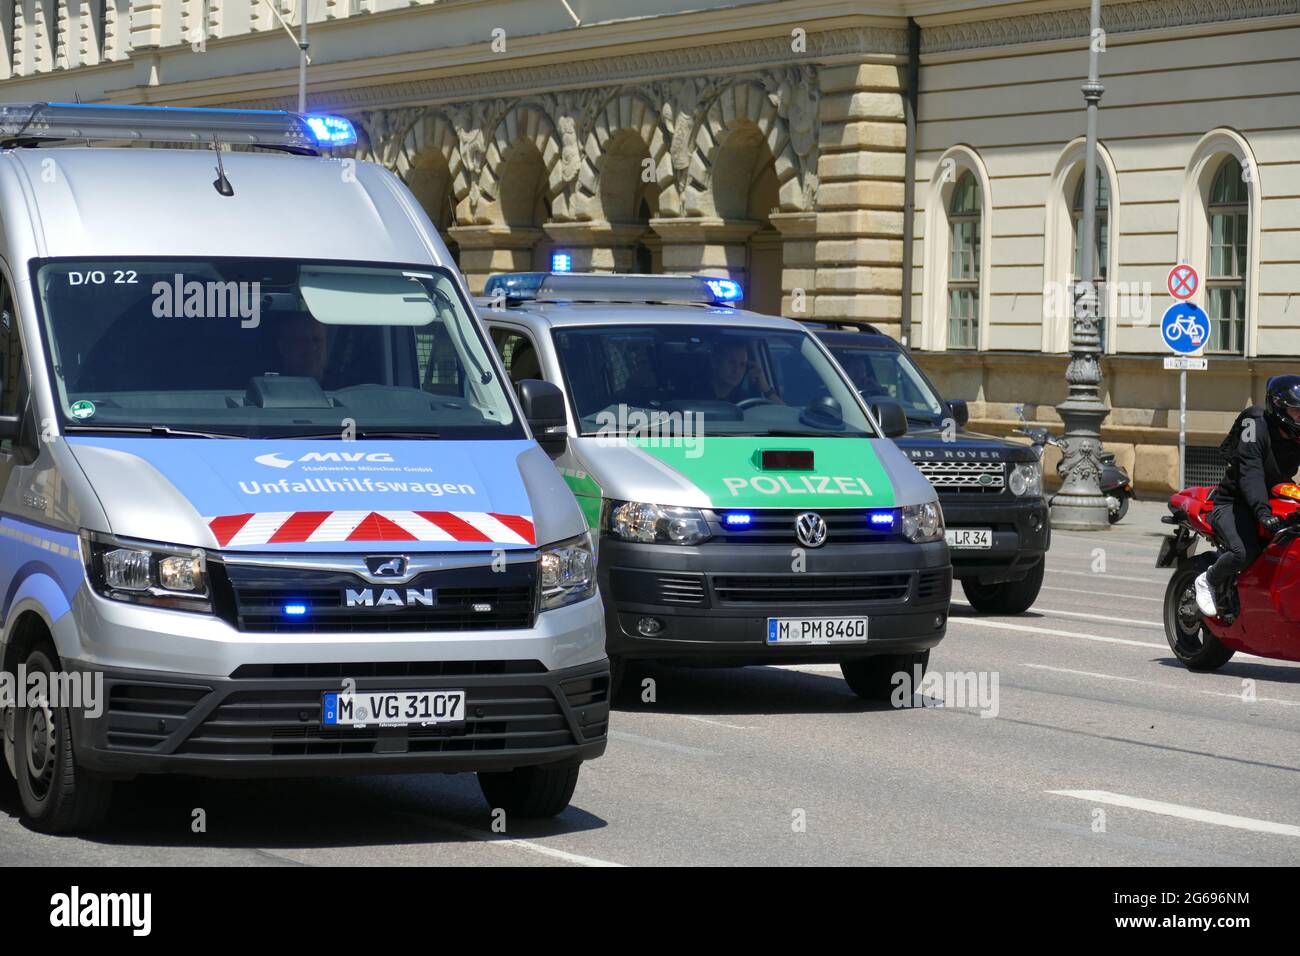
[0,104,607,832]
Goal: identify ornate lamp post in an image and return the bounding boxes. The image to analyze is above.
[1050,0,1111,531]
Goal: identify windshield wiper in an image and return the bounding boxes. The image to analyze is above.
[269,430,442,440]
[65,424,241,439]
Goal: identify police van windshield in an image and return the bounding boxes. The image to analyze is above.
[34,259,521,439]
[552,324,877,438]
[825,345,946,428]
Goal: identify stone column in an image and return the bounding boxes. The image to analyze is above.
[542,221,648,273]
[447,225,544,294]
[814,63,907,333]
[769,211,818,319]
[648,217,759,285]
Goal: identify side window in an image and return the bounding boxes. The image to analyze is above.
[0,278,27,453]
[490,327,544,386]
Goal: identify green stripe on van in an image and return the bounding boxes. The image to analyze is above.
[629,437,895,509]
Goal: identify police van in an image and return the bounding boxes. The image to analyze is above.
[0,104,606,832]
[478,272,951,698]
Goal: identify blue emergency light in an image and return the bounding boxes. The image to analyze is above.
[551,252,573,273]
[282,603,308,617]
[704,278,743,302]
[723,513,754,528]
[868,510,896,528]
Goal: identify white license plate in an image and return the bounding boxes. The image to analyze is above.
[321,690,466,727]
[946,528,992,549]
[767,616,868,645]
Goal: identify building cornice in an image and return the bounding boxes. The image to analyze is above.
[920,0,1300,53]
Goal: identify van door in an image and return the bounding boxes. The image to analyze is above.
[0,277,34,494]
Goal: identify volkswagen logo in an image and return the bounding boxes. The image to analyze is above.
[794,512,828,548]
[365,555,408,578]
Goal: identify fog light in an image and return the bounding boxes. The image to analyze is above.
[1029,513,1043,532]
[637,617,664,636]
[934,614,946,629]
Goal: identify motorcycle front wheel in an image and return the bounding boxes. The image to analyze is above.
[1107,492,1130,524]
[1163,555,1235,671]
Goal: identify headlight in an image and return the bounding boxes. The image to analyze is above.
[900,501,945,543]
[538,532,597,612]
[81,531,211,613]
[1009,461,1042,497]
[607,501,711,546]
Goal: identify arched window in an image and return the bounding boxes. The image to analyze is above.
[947,171,981,349]
[1071,170,1110,351]
[1206,157,1248,354]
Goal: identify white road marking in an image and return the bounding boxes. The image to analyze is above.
[609,729,722,757]
[948,615,1166,649]
[1047,568,1170,585]
[1022,663,1300,706]
[650,713,753,730]
[1047,790,1300,838]
[1040,584,1161,603]
[398,814,625,867]
[953,599,1161,630]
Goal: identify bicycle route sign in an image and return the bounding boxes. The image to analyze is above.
[1161,301,1209,354]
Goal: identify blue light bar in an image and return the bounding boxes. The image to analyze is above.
[723,513,754,527]
[283,603,308,616]
[868,510,896,528]
[303,114,357,147]
[0,102,357,155]
[704,278,744,302]
[551,252,573,273]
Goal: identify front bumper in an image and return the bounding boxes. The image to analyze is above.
[599,538,951,665]
[70,657,608,778]
[940,496,1050,584]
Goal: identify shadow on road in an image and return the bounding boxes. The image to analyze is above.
[0,766,609,851]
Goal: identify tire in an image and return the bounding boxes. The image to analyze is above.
[477,763,581,819]
[841,650,930,702]
[14,647,113,833]
[1108,493,1130,524]
[960,558,1045,615]
[1164,556,1235,671]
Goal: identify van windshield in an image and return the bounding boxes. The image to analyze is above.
[551,323,877,438]
[33,258,521,439]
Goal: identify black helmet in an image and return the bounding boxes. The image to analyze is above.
[1266,375,1300,439]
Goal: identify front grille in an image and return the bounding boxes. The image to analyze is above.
[712,573,911,604]
[707,509,899,544]
[218,560,536,633]
[105,683,209,751]
[657,575,707,605]
[229,660,546,680]
[915,568,952,603]
[914,460,1005,493]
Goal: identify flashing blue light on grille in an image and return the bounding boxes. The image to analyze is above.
[303,114,357,146]
[704,278,743,302]
[723,513,754,527]
[551,252,573,273]
[868,511,896,528]
[283,603,308,616]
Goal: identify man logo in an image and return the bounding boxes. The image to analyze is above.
[794,512,828,548]
[345,588,437,609]
[366,556,407,578]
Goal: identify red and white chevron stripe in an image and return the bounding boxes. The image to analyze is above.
[207,510,536,548]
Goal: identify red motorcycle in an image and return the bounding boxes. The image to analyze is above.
[1159,483,1300,669]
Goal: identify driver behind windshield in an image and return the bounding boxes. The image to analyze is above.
[709,339,784,405]
[275,310,329,381]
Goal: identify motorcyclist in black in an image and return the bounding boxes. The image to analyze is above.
[1195,375,1300,616]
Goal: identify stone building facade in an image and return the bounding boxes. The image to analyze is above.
[0,0,1297,491]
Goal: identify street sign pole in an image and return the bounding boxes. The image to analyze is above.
[1179,367,1186,490]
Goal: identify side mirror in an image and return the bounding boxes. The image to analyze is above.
[871,400,908,439]
[947,399,969,429]
[517,379,568,458]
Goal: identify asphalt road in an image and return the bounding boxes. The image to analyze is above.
[3,498,1298,866]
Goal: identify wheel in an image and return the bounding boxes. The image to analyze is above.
[841,650,929,702]
[1108,493,1130,524]
[960,559,1045,614]
[1164,556,1235,671]
[14,647,113,833]
[477,763,581,819]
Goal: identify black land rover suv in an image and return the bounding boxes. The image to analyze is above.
[815,325,1050,614]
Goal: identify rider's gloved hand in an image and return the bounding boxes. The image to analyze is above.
[1261,514,1283,534]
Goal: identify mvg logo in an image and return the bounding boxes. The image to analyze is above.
[255,452,396,469]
